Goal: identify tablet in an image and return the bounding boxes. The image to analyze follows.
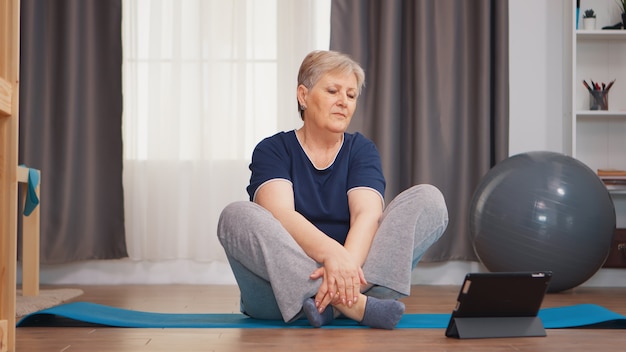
[445,271,552,339]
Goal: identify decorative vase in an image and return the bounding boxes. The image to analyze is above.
[583,17,596,30]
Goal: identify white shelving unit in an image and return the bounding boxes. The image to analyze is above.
[571,0,626,207]
[570,1,626,268]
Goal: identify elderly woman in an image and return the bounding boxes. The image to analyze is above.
[217,50,448,329]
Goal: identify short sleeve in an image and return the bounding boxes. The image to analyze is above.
[246,132,292,201]
[347,133,385,199]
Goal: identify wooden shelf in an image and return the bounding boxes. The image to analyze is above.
[1,0,21,350]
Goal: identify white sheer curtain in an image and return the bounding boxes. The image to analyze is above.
[122,0,330,261]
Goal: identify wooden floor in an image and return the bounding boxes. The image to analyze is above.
[15,284,626,351]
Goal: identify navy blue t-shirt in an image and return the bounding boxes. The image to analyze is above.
[247,130,385,244]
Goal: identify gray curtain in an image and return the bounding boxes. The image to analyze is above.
[331,0,509,261]
[18,0,127,263]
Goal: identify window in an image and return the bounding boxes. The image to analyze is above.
[121,0,330,260]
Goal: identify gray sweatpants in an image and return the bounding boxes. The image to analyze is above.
[217,184,449,322]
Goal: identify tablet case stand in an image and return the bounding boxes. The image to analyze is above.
[447,316,546,339]
[445,271,552,339]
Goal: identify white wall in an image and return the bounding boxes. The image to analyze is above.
[23,0,625,287]
[509,0,572,156]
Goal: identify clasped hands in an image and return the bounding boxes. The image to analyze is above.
[309,250,367,314]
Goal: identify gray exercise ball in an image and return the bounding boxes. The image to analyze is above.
[470,151,616,292]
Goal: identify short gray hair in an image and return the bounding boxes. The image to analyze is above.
[297,50,365,118]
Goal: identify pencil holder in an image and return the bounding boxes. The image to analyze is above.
[589,90,608,110]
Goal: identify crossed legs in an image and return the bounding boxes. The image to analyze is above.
[217,184,448,328]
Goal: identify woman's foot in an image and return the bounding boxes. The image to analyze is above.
[359,296,405,330]
[303,294,405,329]
[303,298,334,327]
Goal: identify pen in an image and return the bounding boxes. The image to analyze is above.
[605,79,616,92]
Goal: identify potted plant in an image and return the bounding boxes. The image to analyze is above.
[583,9,596,30]
[616,0,626,29]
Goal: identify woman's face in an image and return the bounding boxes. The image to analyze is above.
[299,71,358,134]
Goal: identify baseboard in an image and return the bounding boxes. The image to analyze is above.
[14,259,626,287]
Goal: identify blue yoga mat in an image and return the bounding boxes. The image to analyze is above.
[17,302,626,329]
